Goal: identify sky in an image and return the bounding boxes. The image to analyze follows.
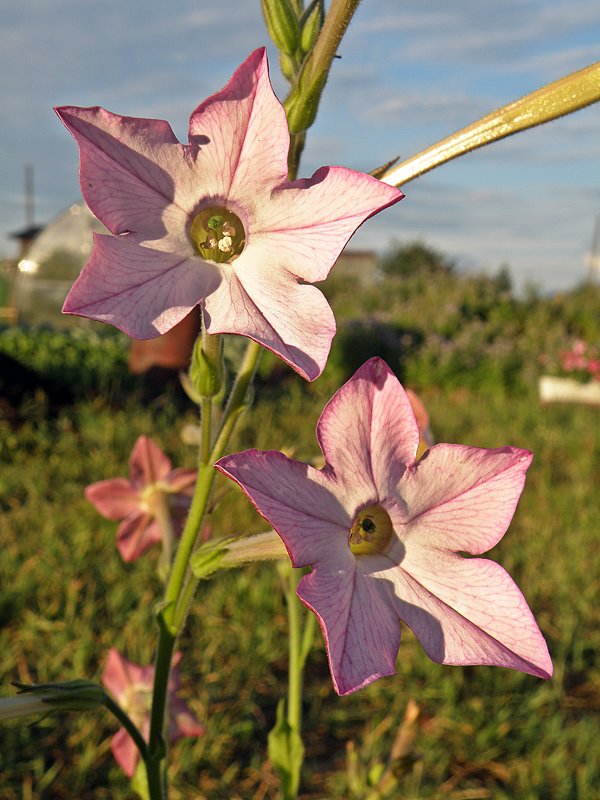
[1,0,599,292]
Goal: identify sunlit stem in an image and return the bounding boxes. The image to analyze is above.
[306,0,362,82]
[379,60,600,188]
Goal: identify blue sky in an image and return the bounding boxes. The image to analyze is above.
[1,0,599,290]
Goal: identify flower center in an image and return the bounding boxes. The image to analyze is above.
[123,683,153,728]
[189,206,245,264]
[349,504,393,555]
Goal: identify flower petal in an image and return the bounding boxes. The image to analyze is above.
[317,358,420,500]
[63,233,221,338]
[111,728,140,778]
[204,263,335,381]
[298,558,401,695]
[401,444,532,553]
[254,167,402,282]
[116,513,161,562]
[215,450,351,568]
[168,698,205,740]
[163,467,197,494]
[188,48,289,200]
[381,556,552,678]
[102,649,133,701]
[129,436,172,486]
[54,105,196,238]
[85,478,140,520]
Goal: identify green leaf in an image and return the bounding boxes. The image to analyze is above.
[268,699,305,800]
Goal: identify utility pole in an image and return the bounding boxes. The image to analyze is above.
[587,215,600,283]
[25,163,35,229]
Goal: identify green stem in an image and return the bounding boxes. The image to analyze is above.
[287,131,306,180]
[104,694,148,762]
[146,337,263,798]
[200,398,212,465]
[305,0,362,83]
[283,0,362,133]
[286,569,303,734]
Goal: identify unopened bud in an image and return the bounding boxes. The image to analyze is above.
[1,680,105,721]
[284,70,328,133]
[189,332,224,399]
[300,0,324,56]
[191,531,288,580]
[261,0,300,57]
[279,51,296,83]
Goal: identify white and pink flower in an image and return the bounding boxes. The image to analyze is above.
[85,436,196,562]
[217,358,552,695]
[102,649,203,777]
[56,49,402,380]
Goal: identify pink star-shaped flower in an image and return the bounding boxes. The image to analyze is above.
[85,436,196,562]
[55,49,402,381]
[216,358,552,695]
[102,648,204,778]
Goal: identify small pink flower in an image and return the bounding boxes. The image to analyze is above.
[85,436,196,562]
[55,49,402,381]
[102,648,204,778]
[217,358,552,695]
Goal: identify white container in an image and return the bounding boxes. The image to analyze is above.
[538,376,600,405]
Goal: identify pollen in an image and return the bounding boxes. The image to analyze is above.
[349,504,394,555]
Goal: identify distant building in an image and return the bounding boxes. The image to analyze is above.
[7,200,378,328]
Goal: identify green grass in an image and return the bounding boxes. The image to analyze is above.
[1,376,599,799]
[1,258,599,798]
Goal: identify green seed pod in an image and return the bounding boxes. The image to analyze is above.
[261,0,300,57]
[300,0,324,56]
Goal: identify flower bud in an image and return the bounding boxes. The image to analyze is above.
[189,332,224,399]
[279,51,296,83]
[191,531,288,580]
[261,0,300,57]
[299,0,324,56]
[284,70,328,133]
[1,680,106,721]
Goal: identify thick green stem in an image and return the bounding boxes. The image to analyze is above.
[305,0,361,83]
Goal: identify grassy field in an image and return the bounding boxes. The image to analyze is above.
[1,256,599,799]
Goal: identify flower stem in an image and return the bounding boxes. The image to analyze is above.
[104,694,149,762]
[283,0,362,133]
[147,337,263,798]
[286,569,303,735]
[200,398,212,465]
